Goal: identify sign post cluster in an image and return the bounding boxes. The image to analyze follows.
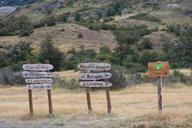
[148,61,170,112]
[22,62,55,116]
[78,62,112,113]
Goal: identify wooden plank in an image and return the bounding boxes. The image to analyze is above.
[25,78,53,84]
[80,72,112,80]
[22,64,53,71]
[78,63,111,71]
[80,81,112,88]
[22,71,55,78]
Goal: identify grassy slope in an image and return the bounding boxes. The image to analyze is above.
[0,23,116,52]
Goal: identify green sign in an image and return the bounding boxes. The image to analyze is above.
[153,63,164,70]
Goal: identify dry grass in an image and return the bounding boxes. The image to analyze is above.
[0,84,192,121]
[55,70,79,78]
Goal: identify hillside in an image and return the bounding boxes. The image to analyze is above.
[0,0,191,52]
[0,0,191,70]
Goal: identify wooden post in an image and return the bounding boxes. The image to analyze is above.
[26,60,33,117]
[106,87,112,113]
[47,89,53,114]
[45,60,53,114]
[28,89,33,117]
[157,77,163,112]
[86,87,92,113]
[104,61,112,113]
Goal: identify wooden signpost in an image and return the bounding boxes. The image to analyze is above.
[22,61,55,117]
[148,61,170,112]
[78,62,112,113]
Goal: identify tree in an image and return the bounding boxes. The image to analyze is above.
[8,41,33,62]
[139,51,158,66]
[39,36,63,71]
[74,13,81,22]
[18,16,34,36]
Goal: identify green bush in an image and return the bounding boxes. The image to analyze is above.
[8,41,33,63]
[111,65,143,89]
[0,15,33,36]
[32,19,45,28]
[138,38,153,50]
[139,51,158,66]
[165,70,192,85]
[130,13,161,22]
[46,15,56,26]
[0,68,25,85]
[18,16,33,36]
[74,13,81,22]
[57,14,69,23]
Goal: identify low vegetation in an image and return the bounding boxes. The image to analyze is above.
[129,13,161,22]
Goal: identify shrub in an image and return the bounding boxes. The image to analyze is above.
[53,77,79,90]
[139,51,158,66]
[165,70,192,86]
[88,23,102,30]
[77,33,83,38]
[18,16,33,36]
[32,19,45,28]
[130,13,161,22]
[111,65,143,89]
[138,38,153,50]
[46,15,56,26]
[57,14,68,23]
[74,13,81,22]
[0,68,24,85]
[8,41,33,63]
[0,15,33,36]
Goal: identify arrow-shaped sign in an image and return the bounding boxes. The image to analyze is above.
[25,78,53,84]
[80,72,112,80]
[22,71,55,78]
[27,84,52,90]
[22,64,54,71]
[77,63,111,71]
[80,81,112,88]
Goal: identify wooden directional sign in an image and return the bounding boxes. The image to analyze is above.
[25,78,53,84]
[22,64,53,71]
[80,72,112,81]
[80,81,112,88]
[148,61,170,78]
[78,63,111,71]
[27,84,52,90]
[22,71,55,78]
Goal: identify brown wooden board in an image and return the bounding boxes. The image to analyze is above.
[148,61,170,78]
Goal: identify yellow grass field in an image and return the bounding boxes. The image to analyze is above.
[0,84,192,120]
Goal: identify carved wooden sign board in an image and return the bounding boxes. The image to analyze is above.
[78,63,112,88]
[148,61,170,78]
[22,64,55,90]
